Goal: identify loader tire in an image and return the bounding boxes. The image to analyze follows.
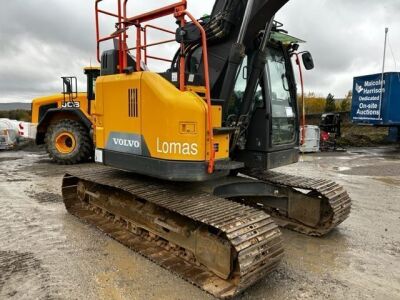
[45,119,93,164]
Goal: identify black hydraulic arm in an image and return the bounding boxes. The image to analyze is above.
[219,0,256,118]
[175,0,289,121]
[216,0,289,121]
[229,20,275,151]
[238,20,274,117]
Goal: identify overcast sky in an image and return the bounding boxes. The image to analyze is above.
[0,0,399,102]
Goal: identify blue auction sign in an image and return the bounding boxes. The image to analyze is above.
[352,74,384,121]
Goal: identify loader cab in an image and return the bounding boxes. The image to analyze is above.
[32,67,100,125]
[57,67,100,110]
[58,67,100,109]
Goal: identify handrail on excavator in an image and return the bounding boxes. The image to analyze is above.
[127,25,176,64]
[95,1,187,78]
[142,25,176,64]
[94,0,215,173]
[95,0,123,71]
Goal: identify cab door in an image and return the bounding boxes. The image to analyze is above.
[238,44,299,169]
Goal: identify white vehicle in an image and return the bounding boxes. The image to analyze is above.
[0,132,10,149]
[0,118,37,150]
[0,123,18,150]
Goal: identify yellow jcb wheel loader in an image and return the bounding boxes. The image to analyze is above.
[31,67,99,164]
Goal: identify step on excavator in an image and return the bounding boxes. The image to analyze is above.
[62,0,352,297]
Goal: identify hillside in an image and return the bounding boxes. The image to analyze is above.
[0,102,31,111]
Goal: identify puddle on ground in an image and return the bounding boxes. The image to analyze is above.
[372,177,400,187]
[27,191,63,204]
[341,164,400,176]
[333,166,351,172]
[25,153,46,158]
[283,229,351,275]
[335,156,355,160]
[0,157,22,163]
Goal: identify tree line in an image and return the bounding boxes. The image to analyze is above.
[0,110,32,122]
[298,91,352,115]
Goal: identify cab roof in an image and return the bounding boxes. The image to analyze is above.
[270,31,305,45]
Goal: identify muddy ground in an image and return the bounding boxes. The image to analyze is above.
[0,147,399,300]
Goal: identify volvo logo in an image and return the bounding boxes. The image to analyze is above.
[112,138,140,148]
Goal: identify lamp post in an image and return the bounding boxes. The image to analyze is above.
[379,27,389,120]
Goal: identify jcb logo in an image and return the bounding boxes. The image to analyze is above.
[62,102,80,108]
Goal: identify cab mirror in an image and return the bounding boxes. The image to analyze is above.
[302,52,314,70]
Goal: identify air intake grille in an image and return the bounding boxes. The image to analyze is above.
[128,88,138,117]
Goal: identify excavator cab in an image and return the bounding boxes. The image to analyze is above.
[233,40,302,169]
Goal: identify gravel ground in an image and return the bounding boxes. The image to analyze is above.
[0,147,399,300]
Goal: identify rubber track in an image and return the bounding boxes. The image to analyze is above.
[242,170,352,236]
[62,167,284,298]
